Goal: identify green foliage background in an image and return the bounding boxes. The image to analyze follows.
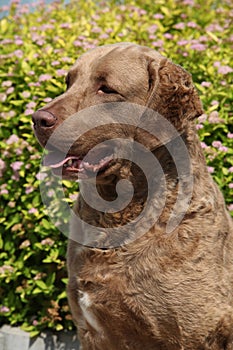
[0,0,232,336]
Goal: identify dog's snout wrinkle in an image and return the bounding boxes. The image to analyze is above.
[32,110,57,129]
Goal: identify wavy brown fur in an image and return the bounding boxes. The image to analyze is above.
[33,43,233,350]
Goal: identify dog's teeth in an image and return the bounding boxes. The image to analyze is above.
[83,162,91,169]
[93,165,101,172]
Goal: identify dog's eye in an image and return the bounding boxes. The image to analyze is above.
[98,85,118,94]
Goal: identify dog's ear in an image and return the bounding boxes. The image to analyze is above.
[146,57,203,129]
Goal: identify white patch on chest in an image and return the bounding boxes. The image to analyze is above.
[79,291,102,333]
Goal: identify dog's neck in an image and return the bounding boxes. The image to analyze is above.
[76,126,215,247]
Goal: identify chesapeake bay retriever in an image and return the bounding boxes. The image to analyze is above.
[33,43,233,350]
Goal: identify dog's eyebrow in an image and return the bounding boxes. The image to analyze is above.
[95,73,108,82]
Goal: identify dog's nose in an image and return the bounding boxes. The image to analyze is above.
[32,110,57,129]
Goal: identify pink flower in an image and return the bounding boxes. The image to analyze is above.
[41,238,54,246]
[2,80,12,87]
[60,23,71,29]
[15,149,23,156]
[199,35,208,42]
[228,167,233,173]
[39,74,52,82]
[13,49,23,58]
[213,61,221,67]
[0,265,14,274]
[25,109,34,116]
[1,6,9,11]
[36,172,47,181]
[228,204,233,211]
[212,141,222,148]
[15,39,23,45]
[207,24,223,32]
[28,208,38,214]
[0,306,10,313]
[73,40,82,47]
[164,33,173,39]
[6,134,19,144]
[22,91,31,98]
[183,0,194,5]
[208,111,223,124]
[153,13,164,19]
[0,93,6,102]
[190,43,206,51]
[219,146,228,152]
[0,188,9,195]
[152,40,164,48]
[196,124,203,130]
[26,101,36,109]
[201,82,211,87]
[187,21,197,28]
[18,5,30,14]
[147,24,158,34]
[218,65,233,75]
[51,60,60,66]
[69,193,77,201]
[25,186,34,194]
[8,201,15,208]
[174,22,185,30]
[36,39,45,46]
[99,33,109,40]
[6,87,14,94]
[43,97,52,103]
[200,142,208,149]
[198,114,207,123]
[91,27,101,33]
[19,240,31,249]
[61,57,71,62]
[56,69,67,77]
[47,189,55,197]
[227,133,233,139]
[229,183,233,189]
[11,161,23,171]
[177,40,189,46]
[207,166,214,173]
[139,9,147,15]
[26,101,36,108]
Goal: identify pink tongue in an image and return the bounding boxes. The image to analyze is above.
[49,156,79,168]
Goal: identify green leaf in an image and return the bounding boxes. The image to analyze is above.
[57,291,67,301]
[46,273,55,286]
[56,324,64,331]
[35,280,48,290]
[30,330,41,338]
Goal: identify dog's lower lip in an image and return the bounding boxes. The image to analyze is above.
[50,154,114,178]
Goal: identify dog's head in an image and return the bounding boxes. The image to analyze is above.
[32,43,203,181]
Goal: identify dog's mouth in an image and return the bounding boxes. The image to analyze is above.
[43,145,114,179]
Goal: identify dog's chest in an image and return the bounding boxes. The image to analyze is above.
[78,289,102,333]
[75,250,147,332]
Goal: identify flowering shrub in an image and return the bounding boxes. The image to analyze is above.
[0,0,232,336]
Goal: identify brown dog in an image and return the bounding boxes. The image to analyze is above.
[33,43,233,350]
